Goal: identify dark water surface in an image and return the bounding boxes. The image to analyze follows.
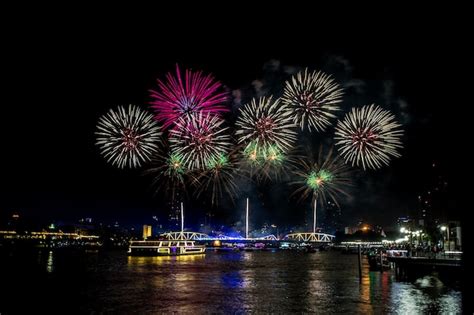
[0,249,462,314]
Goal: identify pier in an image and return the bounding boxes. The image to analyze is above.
[388,252,463,279]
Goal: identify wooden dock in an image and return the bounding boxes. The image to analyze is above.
[388,256,462,267]
[388,256,462,279]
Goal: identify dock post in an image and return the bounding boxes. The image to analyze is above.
[358,244,362,282]
[380,249,384,273]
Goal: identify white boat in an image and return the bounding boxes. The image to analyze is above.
[128,240,205,256]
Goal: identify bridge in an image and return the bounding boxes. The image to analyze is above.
[160,201,334,244]
[160,231,334,243]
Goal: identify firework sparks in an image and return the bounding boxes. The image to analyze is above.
[236,96,297,162]
[195,152,239,205]
[306,169,333,190]
[282,68,343,132]
[145,151,189,201]
[169,113,231,170]
[239,141,298,182]
[243,141,283,165]
[95,105,162,168]
[292,147,351,232]
[334,104,403,170]
[149,64,229,129]
[292,147,351,206]
[166,152,187,177]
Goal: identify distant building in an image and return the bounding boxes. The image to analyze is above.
[453,226,462,250]
[397,216,415,231]
[443,221,462,251]
[143,225,152,240]
[344,226,358,235]
[416,161,449,226]
[168,195,181,230]
[321,201,342,233]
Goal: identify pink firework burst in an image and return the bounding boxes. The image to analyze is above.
[149,64,229,129]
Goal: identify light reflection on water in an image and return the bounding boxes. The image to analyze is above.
[127,254,206,266]
[391,275,462,314]
[46,250,54,273]
[1,250,462,313]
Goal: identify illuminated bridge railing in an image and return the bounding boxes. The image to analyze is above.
[284,233,335,243]
[160,232,279,241]
[210,235,243,240]
[254,234,278,241]
[208,234,278,241]
[161,232,210,241]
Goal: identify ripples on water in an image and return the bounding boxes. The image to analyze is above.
[0,249,462,313]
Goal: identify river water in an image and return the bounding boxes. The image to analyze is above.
[0,249,462,313]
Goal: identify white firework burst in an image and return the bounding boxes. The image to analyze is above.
[95,105,162,168]
[235,96,297,162]
[335,104,403,170]
[169,112,231,170]
[282,68,343,132]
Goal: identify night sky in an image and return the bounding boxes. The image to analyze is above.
[2,10,462,230]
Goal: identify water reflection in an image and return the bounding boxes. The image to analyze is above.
[380,270,391,307]
[222,271,243,288]
[127,254,205,266]
[359,263,373,314]
[391,275,461,313]
[1,250,461,313]
[46,250,54,273]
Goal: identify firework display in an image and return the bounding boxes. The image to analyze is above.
[282,68,343,132]
[335,104,403,170]
[236,96,297,162]
[150,64,229,129]
[95,63,404,209]
[169,113,231,170]
[95,105,162,168]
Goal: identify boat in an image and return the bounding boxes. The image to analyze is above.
[128,240,205,256]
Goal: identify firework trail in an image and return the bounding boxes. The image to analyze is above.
[334,104,403,170]
[95,105,162,168]
[282,68,343,132]
[169,112,231,170]
[150,64,229,129]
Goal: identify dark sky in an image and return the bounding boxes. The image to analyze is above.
[2,9,462,230]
